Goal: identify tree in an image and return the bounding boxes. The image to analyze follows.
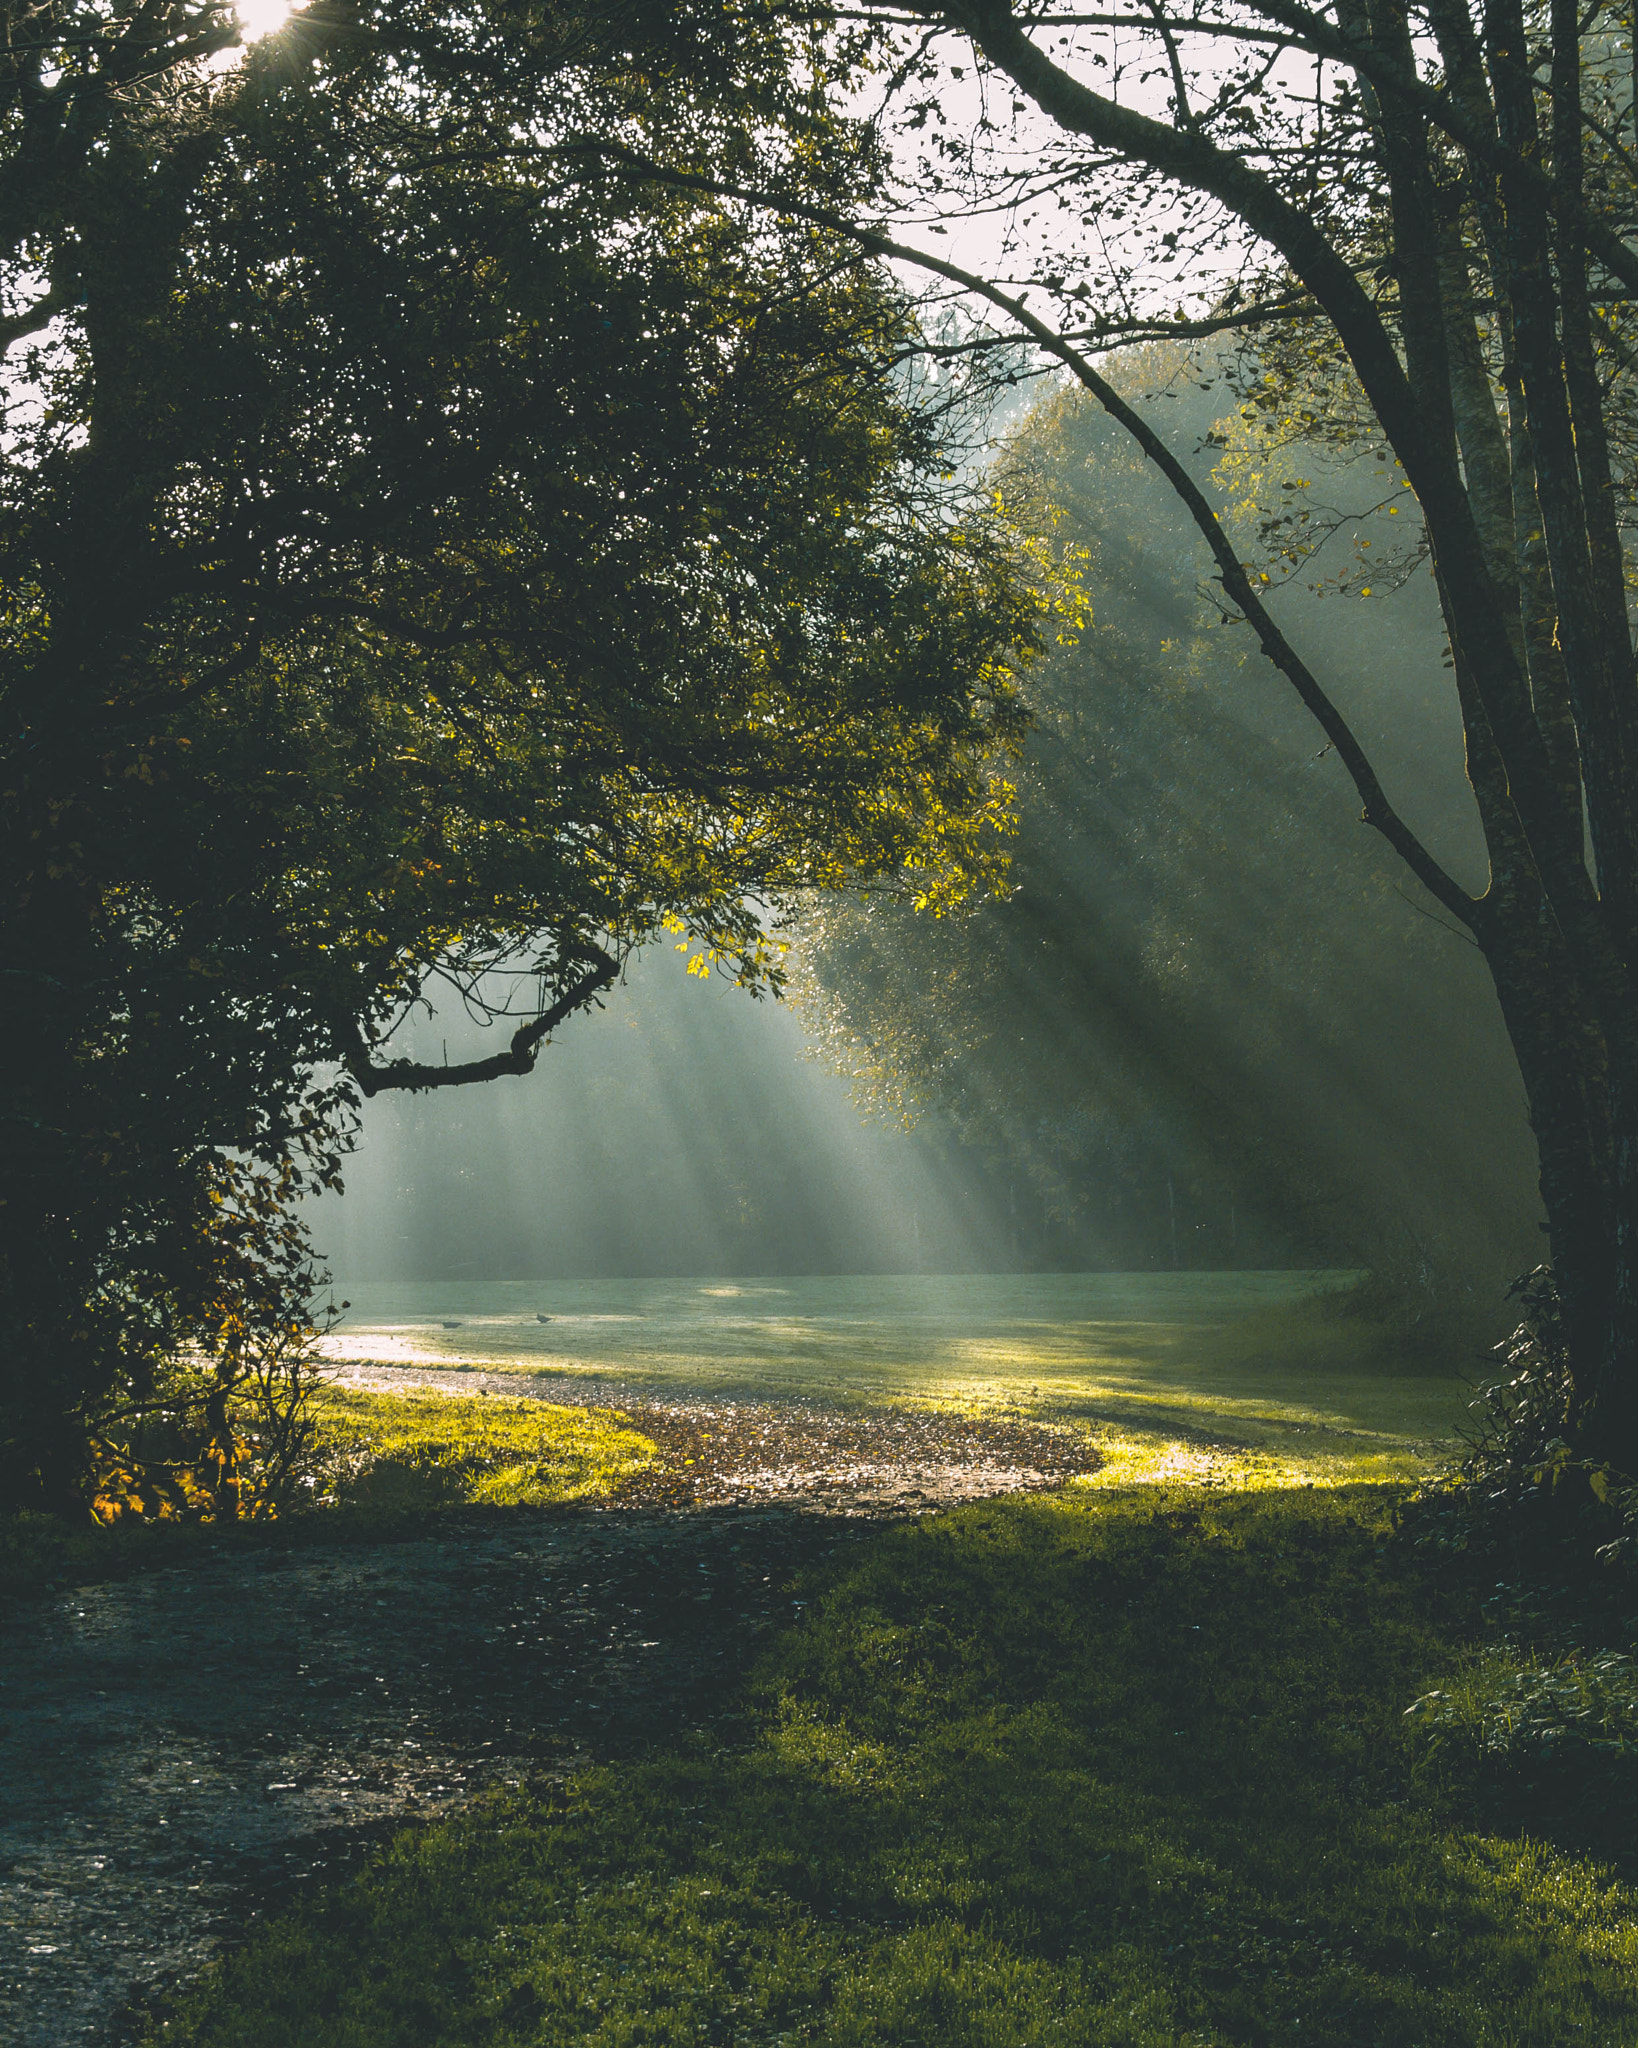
[657,0,1638,1464]
[0,0,1035,1508]
[795,351,1542,1288]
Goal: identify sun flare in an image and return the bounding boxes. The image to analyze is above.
[235,0,297,41]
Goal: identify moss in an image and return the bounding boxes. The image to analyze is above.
[150,1480,1638,2047]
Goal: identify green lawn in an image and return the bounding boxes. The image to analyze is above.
[9,1276,1460,1605]
[325,1271,1478,1486]
[149,1477,1638,2048]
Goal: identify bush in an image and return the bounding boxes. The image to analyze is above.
[82,1326,331,1526]
[1404,1648,1638,1861]
[1406,1650,1638,1770]
[1397,1266,1638,1575]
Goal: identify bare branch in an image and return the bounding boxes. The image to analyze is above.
[340,948,620,1096]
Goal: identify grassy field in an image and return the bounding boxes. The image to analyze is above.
[323,1271,1480,1486]
[21,1290,1635,2043]
[146,1475,1638,2048]
[315,1385,658,1511]
[5,1275,1476,1599]
[0,1277,1457,1597]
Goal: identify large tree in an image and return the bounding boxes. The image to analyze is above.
[666,0,1638,1464]
[0,0,1034,1508]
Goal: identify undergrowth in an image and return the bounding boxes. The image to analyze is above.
[1404,1648,1638,1851]
[148,1483,1638,2047]
[1400,1267,1638,1630]
[1390,1269,1638,1862]
[0,1388,657,1600]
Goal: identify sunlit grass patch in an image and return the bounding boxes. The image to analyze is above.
[322,1271,1477,1455]
[152,1483,1638,2047]
[899,1376,1456,1483]
[1074,1420,1443,1491]
[1,1390,658,1599]
[315,1386,656,1510]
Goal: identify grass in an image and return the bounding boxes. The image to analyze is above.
[0,1387,657,1600]
[35,1293,1597,2038]
[325,1271,1478,1486]
[315,1385,658,1510]
[3,1274,1465,1605]
[146,1474,1638,2048]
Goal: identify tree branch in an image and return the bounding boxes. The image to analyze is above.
[893,4,1638,1002]
[581,144,1486,935]
[860,0,1638,300]
[339,948,619,1097]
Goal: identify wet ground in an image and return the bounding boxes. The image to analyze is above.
[0,1377,1099,2046]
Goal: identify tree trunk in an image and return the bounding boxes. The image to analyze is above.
[1476,892,1638,1463]
[1580,1062,1638,1468]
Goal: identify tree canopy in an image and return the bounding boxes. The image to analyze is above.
[0,0,1036,1509]
[797,354,1541,1289]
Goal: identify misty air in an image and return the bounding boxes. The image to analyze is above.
[4,3,1637,2043]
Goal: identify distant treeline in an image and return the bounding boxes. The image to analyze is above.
[794,349,1543,1297]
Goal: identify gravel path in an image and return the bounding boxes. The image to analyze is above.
[0,1380,1100,2047]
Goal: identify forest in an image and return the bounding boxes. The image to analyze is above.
[6,0,1638,2042]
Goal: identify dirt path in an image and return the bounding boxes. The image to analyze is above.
[331,1360,1104,1510]
[0,1381,1099,2047]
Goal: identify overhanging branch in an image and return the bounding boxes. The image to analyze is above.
[340,948,619,1097]
[581,144,1485,936]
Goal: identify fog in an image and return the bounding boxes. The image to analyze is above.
[308,359,1543,1295]
[789,365,1542,1295]
[305,954,1033,1283]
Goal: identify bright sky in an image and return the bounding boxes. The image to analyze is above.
[237,0,297,35]
[206,0,301,64]
[867,15,1308,333]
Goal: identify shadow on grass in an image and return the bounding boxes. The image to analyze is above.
[0,1389,659,1603]
[150,1482,1638,2047]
